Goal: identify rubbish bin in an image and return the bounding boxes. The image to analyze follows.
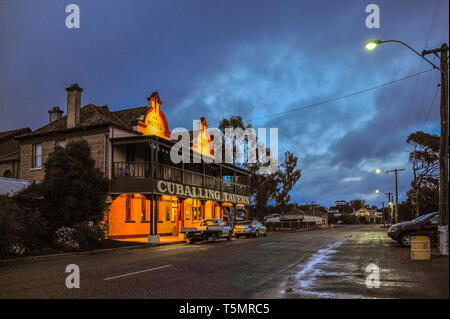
[411,236,430,260]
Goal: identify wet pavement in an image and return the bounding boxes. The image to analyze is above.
[0,225,448,298]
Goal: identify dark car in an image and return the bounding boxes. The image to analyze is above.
[387,212,439,247]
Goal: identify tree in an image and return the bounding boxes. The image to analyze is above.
[218,116,301,219]
[39,140,109,231]
[406,131,439,218]
[274,151,301,211]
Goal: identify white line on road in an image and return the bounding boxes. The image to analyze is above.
[260,242,274,247]
[103,264,172,281]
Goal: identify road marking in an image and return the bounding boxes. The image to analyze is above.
[260,242,274,247]
[103,264,172,281]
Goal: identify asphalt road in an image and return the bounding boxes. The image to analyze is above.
[0,225,448,299]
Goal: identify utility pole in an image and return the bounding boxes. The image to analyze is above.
[386,169,405,225]
[386,192,392,226]
[423,43,449,256]
[381,201,385,227]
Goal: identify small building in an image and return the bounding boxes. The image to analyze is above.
[0,127,31,179]
[352,208,382,224]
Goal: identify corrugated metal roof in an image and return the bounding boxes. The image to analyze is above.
[0,177,30,195]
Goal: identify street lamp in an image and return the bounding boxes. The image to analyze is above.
[365,40,380,50]
[363,39,441,71]
[364,39,449,256]
[375,169,381,174]
[375,189,380,194]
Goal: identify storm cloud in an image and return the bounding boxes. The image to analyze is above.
[0,0,447,207]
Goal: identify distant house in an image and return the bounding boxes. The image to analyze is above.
[0,127,31,179]
[352,208,382,224]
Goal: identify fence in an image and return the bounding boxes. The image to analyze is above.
[264,221,321,232]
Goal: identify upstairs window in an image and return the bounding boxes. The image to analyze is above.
[56,140,66,148]
[32,144,42,168]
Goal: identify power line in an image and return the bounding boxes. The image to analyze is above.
[241,68,434,124]
[423,85,440,128]
[412,0,440,123]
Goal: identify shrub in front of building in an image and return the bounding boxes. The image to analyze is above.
[39,140,109,232]
[1,141,110,256]
[340,214,357,224]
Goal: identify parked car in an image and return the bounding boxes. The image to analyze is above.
[181,219,233,244]
[387,212,439,247]
[234,220,268,238]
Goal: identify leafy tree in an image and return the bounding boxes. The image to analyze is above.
[274,151,301,212]
[350,199,365,211]
[218,116,301,219]
[39,140,109,231]
[406,131,439,218]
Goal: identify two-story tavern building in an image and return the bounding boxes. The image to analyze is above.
[16,84,251,242]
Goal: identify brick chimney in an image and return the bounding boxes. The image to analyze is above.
[65,83,83,128]
[48,106,63,123]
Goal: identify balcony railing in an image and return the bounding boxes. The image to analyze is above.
[112,161,249,196]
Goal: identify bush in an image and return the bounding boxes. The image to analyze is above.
[54,227,80,252]
[73,222,105,250]
[340,214,357,224]
[0,195,22,256]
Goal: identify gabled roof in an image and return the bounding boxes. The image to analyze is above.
[112,106,148,129]
[0,127,31,161]
[17,104,146,139]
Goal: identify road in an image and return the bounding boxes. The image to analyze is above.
[0,225,448,299]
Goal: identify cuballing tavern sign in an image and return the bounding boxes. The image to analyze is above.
[156,180,250,205]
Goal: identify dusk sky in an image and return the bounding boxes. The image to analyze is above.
[0,0,448,207]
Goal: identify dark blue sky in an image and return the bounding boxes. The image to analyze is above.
[0,0,448,207]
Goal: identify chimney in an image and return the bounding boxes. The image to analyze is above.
[65,83,83,128]
[148,91,162,114]
[48,106,63,123]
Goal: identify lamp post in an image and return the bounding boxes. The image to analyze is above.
[375,190,393,226]
[365,40,449,256]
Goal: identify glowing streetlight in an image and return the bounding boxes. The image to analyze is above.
[364,40,380,50]
[375,189,380,194]
[375,169,381,174]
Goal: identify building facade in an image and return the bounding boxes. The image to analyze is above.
[0,127,31,179]
[16,84,251,241]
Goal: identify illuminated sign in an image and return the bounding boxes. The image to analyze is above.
[192,117,214,157]
[156,180,250,205]
[137,92,171,139]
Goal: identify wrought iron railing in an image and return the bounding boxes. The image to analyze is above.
[112,161,249,195]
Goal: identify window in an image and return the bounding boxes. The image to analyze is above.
[166,207,171,221]
[429,214,439,225]
[32,144,42,168]
[125,195,131,221]
[141,198,146,221]
[56,140,66,148]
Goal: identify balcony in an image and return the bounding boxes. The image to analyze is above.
[112,161,249,196]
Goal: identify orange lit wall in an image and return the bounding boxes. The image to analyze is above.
[108,194,151,238]
[158,196,178,235]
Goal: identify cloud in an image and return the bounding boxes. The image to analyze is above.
[341,177,363,182]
